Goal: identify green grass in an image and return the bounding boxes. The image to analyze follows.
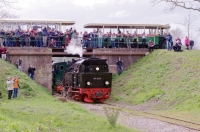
[111,50,200,113]
[0,59,137,132]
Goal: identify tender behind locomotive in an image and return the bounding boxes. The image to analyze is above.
[52,57,112,103]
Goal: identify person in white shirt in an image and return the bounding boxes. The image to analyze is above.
[6,77,14,99]
[133,31,138,48]
[111,33,116,48]
[126,31,131,48]
[142,32,147,48]
[97,30,103,48]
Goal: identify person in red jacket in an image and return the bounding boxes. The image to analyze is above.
[0,46,2,58]
[1,45,7,60]
[185,36,189,50]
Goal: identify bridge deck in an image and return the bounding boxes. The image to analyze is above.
[8,52,147,56]
[7,48,148,57]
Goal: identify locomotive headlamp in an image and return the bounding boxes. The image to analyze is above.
[87,81,91,86]
[105,81,109,85]
[96,67,99,71]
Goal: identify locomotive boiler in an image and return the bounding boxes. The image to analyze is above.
[52,57,112,103]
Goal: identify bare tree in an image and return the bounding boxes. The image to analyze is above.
[150,0,200,12]
[177,11,197,40]
[170,27,183,41]
[0,0,18,19]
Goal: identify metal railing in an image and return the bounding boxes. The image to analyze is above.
[0,36,164,48]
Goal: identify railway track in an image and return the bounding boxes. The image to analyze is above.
[102,102,200,131]
[56,96,200,131]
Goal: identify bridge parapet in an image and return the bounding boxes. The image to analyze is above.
[93,48,148,53]
[92,48,148,73]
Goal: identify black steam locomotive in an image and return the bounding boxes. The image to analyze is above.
[52,57,112,103]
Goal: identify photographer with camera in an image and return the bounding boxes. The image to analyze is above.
[28,65,36,80]
[13,76,19,98]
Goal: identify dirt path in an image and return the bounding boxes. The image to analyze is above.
[81,103,199,132]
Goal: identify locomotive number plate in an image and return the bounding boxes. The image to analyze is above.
[93,77,101,80]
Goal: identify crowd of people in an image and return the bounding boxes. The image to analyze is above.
[0,27,195,53]
[4,58,36,100]
[0,27,156,49]
[164,32,195,52]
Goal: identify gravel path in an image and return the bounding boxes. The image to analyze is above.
[81,103,199,132]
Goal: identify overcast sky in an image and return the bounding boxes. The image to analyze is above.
[11,0,200,35]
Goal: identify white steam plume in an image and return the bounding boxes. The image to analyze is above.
[64,38,83,57]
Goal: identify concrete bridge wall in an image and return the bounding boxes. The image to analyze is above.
[7,47,147,91]
[7,47,52,91]
[93,48,147,73]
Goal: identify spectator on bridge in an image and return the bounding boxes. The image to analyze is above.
[20,31,26,47]
[148,40,155,53]
[115,34,120,48]
[25,30,31,47]
[185,36,189,50]
[88,32,93,48]
[111,33,116,48]
[50,39,56,47]
[83,31,88,48]
[30,29,36,47]
[72,29,78,39]
[65,29,70,47]
[16,58,23,71]
[119,33,124,48]
[142,32,147,48]
[97,30,103,48]
[92,29,97,48]
[133,31,138,48]
[1,45,7,60]
[6,77,14,99]
[42,26,48,47]
[36,30,43,47]
[14,29,21,47]
[104,33,109,48]
[116,56,123,75]
[126,31,131,49]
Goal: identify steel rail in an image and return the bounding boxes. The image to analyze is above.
[103,103,200,131]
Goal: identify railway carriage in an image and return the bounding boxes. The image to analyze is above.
[84,23,170,49]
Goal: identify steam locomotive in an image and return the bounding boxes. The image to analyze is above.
[52,57,112,103]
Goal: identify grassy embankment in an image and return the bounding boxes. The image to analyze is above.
[0,59,137,132]
[111,50,200,123]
